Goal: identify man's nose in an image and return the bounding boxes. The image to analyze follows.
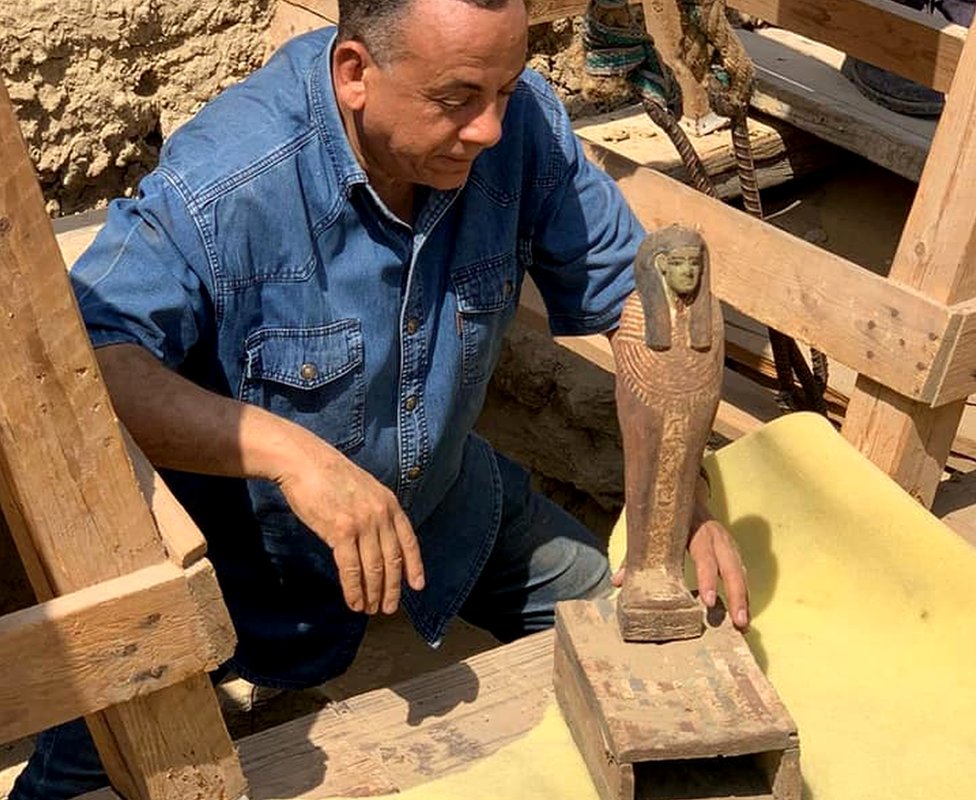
[459,98,504,149]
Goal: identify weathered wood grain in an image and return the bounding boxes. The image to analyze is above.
[0,562,233,745]
[0,77,246,799]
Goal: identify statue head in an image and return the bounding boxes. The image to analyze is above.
[634,226,712,351]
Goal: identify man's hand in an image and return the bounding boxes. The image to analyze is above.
[687,516,749,630]
[275,430,426,616]
[610,487,750,630]
[94,343,425,618]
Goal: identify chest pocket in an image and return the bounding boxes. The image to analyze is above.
[453,254,520,386]
[240,321,366,453]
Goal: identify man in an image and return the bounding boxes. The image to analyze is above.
[12,0,748,795]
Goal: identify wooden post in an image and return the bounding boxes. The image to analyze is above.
[841,23,976,506]
[0,79,248,799]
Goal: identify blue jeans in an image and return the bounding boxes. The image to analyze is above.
[10,454,609,799]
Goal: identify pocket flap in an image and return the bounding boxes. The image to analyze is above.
[244,321,363,390]
[453,254,519,314]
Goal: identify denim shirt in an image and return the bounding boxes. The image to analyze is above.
[72,28,642,688]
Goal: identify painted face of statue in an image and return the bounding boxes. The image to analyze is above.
[656,245,703,296]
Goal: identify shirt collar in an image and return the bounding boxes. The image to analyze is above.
[308,28,370,194]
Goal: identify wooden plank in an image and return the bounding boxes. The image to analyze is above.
[574,106,842,200]
[239,630,555,798]
[842,23,976,506]
[0,562,234,745]
[121,428,207,569]
[48,215,209,569]
[579,138,955,403]
[51,209,106,270]
[0,78,246,799]
[517,279,772,440]
[742,27,936,182]
[527,0,587,25]
[730,0,967,93]
[929,306,976,406]
[267,0,337,52]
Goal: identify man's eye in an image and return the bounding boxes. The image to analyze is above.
[436,96,471,109]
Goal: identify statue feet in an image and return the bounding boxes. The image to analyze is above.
[617,571,704,642]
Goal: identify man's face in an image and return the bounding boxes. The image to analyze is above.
[350,0,529,191]
[656,245,703,296]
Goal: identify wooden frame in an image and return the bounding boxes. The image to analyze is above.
[0,0,971,797]
[0,79,248,799]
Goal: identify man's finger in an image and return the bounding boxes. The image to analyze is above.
[378,521,405,614]
[714,535,749,629]
[393,510,425,591]
[358,528,385,614]
[689,526,718,608]
[334,540,365,613]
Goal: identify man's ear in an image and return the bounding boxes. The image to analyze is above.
[333,40,371,112]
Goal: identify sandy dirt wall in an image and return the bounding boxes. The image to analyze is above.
[1,0,274,216]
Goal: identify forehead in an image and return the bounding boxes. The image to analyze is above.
[392,0,528,82]
[662,245,703,258]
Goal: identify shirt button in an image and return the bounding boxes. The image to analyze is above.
[405,318,419,335]
[300,362,318,380]
[404,395,418,412]
[406,465,422,481]
[503,280,514,297]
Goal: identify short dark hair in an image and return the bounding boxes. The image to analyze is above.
[338,0,516,63]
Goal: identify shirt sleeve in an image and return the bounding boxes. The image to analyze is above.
[70,169,215,369]
[526,99,645,337]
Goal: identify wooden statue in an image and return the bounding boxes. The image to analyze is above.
[612,225,724,641]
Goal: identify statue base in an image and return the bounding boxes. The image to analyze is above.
[616,576,704,642]
[553,597,802,800]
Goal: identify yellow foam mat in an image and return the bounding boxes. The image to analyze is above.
[336,413,976,799]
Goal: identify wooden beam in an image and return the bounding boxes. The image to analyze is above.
[0,78,247,799]
[579,139,957,404]
[842,21,976,506]
[730,0,966,93]
[0,562,234,745]
[927,305,976,406]
[517,281,772,441]
[122,428,208,569]
[742,27,935,182]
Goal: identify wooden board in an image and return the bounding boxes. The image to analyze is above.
[742,27,936,182]
[0,562,233,745]
[730,0,967,93]
[574,106,841,201]
[83,632,557,800]
[579,139,967,404]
